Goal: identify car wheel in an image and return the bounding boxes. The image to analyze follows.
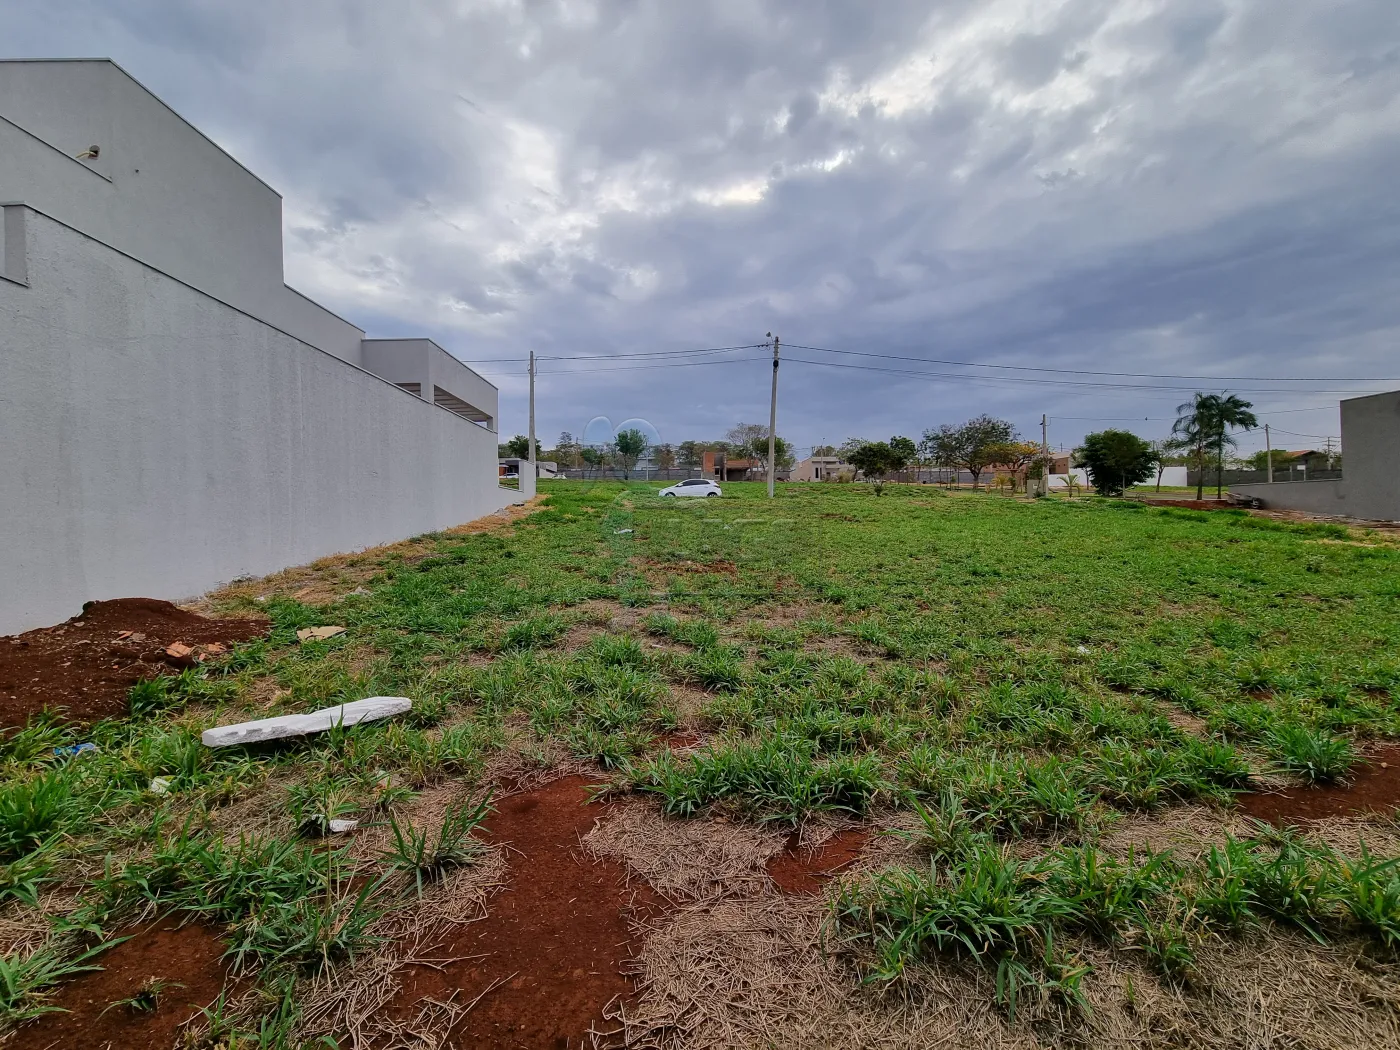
[707,492,719,497]
[662,492,675,497]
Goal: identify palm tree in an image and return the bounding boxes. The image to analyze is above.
[1173,393,1259,499]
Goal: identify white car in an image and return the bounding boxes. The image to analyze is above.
[659,479,722,498]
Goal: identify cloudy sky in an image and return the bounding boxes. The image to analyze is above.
[8,0,1400,456]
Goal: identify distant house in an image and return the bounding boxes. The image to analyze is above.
[1282,450,1339,474]
[792,455,852,481]
[701,450,778,481]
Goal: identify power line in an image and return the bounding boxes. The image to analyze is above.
[460,344,765,364]
[1268,427,1341,440]
[784,343,1400,384]
[781,355,1382,395]
[477,356,763,378]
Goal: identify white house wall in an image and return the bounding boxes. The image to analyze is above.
[0,59,365,365]
[0,208,515,634]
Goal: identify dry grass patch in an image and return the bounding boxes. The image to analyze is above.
[615,895,1035,1050]
[614,883,1400,1050]
[1097,804,1255,860]
[188,497,545,614]
[586,801,785,900]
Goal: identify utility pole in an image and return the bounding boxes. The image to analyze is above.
[766,333,780,498]
[527,351,537,480]
[1039,413,1049,496]
[1265,423,1273,483]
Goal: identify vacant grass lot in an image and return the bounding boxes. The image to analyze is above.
[4,480,1400,1046]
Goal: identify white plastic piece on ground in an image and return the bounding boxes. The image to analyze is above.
[201,697,413,748]
[149,776,172,794]
[328,819,359,833]
[296,625,347,642]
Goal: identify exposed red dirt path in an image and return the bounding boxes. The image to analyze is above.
[1238,746,1400,824]
[7,917,230,1050]
[766,829,870,894]
[0,599,268,728]
[393,776,662,1049]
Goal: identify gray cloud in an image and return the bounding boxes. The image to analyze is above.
[6,0,1400,454]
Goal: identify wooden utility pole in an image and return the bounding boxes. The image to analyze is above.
[527,351,537,478]
[1265,423,1273,483]
[767,333,780,498]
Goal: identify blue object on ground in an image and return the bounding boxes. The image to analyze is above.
[53,742,99,757]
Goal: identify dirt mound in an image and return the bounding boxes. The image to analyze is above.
[391,775,662,1048]
[0,598,269,728]
[767,829,869,895]
[6,918,230,1050]
[1238,746,1400,825]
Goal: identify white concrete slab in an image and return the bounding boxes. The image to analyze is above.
[202,696,412,748]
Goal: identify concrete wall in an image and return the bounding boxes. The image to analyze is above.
[1338,390,1400,516]
[1230,390,1400,522]
[1230,480,1352,517]
[0,207,516,633]
[1046,469,1090,489]
[0,59,365,365]
[1158,466,1188,487]
[361,339,498,429]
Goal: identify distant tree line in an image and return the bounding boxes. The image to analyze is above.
[822,390,1260,499]
[501,422,796,480]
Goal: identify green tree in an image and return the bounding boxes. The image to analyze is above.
[889,435,918,478]
[502,434,531,459]
[1074,430,1159,496]
[984,440,1044,493]
[727,422,793,473]
[1172,393,1259,499]
[846,441,906,495]
[654,443,677,470]
[612,428,650,479]
[812,444,838,457]
[1243,448,1297,473]
[580,446,603,478]
[919,416,1016,489]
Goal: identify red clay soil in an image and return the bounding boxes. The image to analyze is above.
[1238,746,1400,825]
[392,775,663,1049]
[0,599,268,729]
[766,829,870,895]
[7,917,231,1050]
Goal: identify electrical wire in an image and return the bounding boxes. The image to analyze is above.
[476,356,763,378]
[783,343,1400,384]
[459,344,766,364]
[780,354,1383,395]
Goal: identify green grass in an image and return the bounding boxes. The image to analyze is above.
[4,480,1399,1035]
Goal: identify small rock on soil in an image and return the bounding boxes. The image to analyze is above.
[0,598,268,728]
